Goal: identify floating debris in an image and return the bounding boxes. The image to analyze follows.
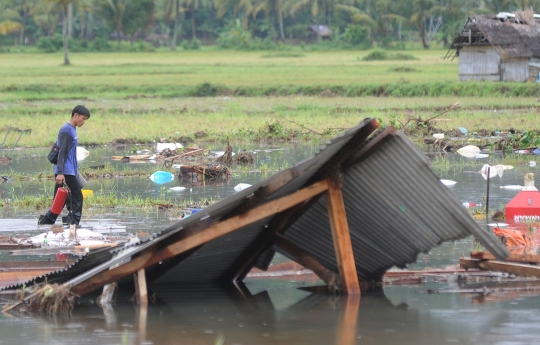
[500,185,523,190]
[234,150,255,165]
[179,164,231,182]
[76,147,89,161]
[169,186,186,191]
[150,171,175,184]
[457,145,480,158]
[156,142,183,153]
[440,179,457,186]
[234,183,252,192]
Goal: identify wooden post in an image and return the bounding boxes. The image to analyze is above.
[134,268,148,305]
[326,177,360,295]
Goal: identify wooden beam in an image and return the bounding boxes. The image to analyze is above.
[228,167,300,217]
[326,177,360,295]
[223,194,324,283]
[480,260,540,278]
[461,258,540,278]
[471,251,540,263]
[134,268,148,305]
[71,180,329,295]
[273,235,339,286]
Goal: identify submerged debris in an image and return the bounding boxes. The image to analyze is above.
[10,283,77,315]
[234,150,255,165]
[179,164,232,182]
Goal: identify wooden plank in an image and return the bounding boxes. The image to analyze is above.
[134,268,148,305]
[326,178,360,295]
[273,235,339,286]
[479,260,540,278]
[72,180,329,295]
[149,179,329,265]
[461,257,540,278]
[460,258,482,270]
[222,202,308,282]
[223,195,324,283]
[471,251,540,263]
[0,270,56,287]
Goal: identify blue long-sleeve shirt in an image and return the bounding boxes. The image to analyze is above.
[53,122,78,176]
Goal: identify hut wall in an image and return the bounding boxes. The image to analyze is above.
[500,58,529,82]
[529,58,540,82]
[458,46,500,81]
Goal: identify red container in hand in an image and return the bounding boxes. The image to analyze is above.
[50,188,68,215]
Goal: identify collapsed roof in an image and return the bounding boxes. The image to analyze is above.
[2,119,509,295]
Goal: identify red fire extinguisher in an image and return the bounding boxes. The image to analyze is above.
[50,187,68,216]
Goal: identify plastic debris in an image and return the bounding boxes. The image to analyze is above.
[457,127,468,135]
[515,149,530,154]
[433,133,444,139]
[457,145,480,158]
[440,179,456,186]
[29,228,107,247]
[150,171,175,184]
[462,202,481,208]
[530,161,537,167]
[169,186,186,191]
[500,185,524,190]
[76,147,89,161]
[156,143,183,153]
[234,183,252,192]
[476,153,489,159]
[81,189,93,199]
[534,148,540,155]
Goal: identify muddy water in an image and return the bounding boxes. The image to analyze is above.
[1,143,540,344]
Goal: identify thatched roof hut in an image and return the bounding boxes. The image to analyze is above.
[449,12,540,82]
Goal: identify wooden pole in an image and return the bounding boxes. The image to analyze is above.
[326,177,360,295]
[134,268,148,305]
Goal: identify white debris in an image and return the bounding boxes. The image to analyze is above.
[234,183,252,192]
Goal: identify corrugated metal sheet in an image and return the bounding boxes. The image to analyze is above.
[3,119,509,292]
[284,133,506,281]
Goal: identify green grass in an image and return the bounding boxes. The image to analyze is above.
[0,49,456,101]
[0,96,540,148]
[0,49,539,148]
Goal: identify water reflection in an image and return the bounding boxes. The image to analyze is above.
[2,145,540,343]
[3,280,540,345]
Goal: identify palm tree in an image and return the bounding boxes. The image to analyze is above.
[0,1,23,44]
[215,0,255,28]
[184,0,211,39]
[95,0,131,46]
[410,0,445,48]
[252,0,287,41]
[43,0,72,64]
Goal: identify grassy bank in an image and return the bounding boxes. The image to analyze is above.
[1,96,539,147]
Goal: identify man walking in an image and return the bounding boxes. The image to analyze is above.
[38,105,90,225]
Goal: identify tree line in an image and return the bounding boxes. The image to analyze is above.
[1,0,539,63]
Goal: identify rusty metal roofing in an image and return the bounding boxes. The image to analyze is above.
[3,119,508,291]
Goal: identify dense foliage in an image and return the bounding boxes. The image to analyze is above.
[1,0,540,57]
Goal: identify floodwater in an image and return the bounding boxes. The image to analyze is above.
[1,142,540,344]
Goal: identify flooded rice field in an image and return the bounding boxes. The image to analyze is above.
[1,141,540,344]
